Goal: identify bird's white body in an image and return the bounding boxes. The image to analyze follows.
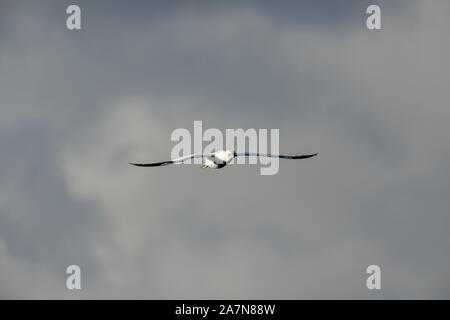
[200,150,235,169]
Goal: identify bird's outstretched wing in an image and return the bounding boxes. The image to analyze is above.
[129,153,209,167]
[235,152,318,159]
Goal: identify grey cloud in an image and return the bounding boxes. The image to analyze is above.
[0,0,449,298]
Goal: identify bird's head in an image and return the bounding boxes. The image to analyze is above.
[225,150,235,162]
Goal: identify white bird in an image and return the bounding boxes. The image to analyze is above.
[129,150,318,169]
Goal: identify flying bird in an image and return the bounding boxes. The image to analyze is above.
[129,150,318,169]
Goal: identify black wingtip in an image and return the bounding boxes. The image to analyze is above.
[128,160,173,167]
[129,163,140,166]
[129,162,153,167]
[292,153,318,159]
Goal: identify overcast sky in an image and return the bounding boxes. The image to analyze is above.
[1,0,449,299]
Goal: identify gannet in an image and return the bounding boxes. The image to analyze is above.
[129,150,318,169]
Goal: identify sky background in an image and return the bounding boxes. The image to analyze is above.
[1,0,449,299]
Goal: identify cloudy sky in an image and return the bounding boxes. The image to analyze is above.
[1,0,449,299]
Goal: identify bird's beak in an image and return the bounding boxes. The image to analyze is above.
[200,164,207,169]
